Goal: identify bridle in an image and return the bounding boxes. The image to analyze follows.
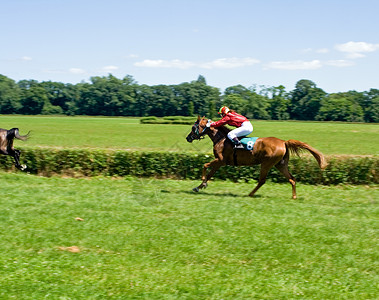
[187,119,211,141]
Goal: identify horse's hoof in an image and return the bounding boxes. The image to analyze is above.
[193,187,200,193]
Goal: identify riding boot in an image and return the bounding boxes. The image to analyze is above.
[232,137,243,149]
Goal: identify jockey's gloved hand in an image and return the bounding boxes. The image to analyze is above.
[206,120,211,128]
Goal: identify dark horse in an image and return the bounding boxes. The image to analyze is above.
[186,116,327,199]
[0,128,30,170]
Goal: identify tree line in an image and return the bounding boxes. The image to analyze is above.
[0,74,378,122]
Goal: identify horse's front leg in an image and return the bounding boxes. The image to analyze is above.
[193,159,223,192]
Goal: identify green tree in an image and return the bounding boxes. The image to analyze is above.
[41,102,64,115]
[223,85,269,119]
[77,75,137,116]
[290,79,326,120]
[40,81,79,114]
[19,86,47,115]
[222,93,248,113]
[17,79,40,89]
[173,78,220,116]
[363,89,379,122]
[187,101,195,116]
[208,100,217,119]
[196,74,207,85]
[135,85,154,117]
[0,75,22,113]
[267,85,290,120]
[316,94,364,122]
[368,97,379,122]
[150,85,176,117]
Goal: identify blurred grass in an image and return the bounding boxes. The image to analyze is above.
[0,173,377,299]
[0,115,378,155]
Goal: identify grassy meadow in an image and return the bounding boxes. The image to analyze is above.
[0,115,378,155]
[0,115,377,298]
[0,173,377,299]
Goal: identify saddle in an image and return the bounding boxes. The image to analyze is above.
[232,137,259,165]
[236,137,259,151]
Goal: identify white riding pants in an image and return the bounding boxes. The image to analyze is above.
[227,121,253,140]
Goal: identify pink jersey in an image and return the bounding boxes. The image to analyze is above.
[210,112,249,128]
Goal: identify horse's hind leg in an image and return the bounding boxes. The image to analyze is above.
[12,149,27,171]
[275,159,296,199]
[193,159,223,192]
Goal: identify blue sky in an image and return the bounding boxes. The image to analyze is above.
[1,0,378,93]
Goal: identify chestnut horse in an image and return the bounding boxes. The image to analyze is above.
[186,116,327,199]
[0,128,30,170]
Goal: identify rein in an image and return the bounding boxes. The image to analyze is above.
[193,119,211,140]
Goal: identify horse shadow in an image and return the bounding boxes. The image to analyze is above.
[179,190,263,198]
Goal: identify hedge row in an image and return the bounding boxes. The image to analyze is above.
[140,116,197,125]
[0,147,377,184]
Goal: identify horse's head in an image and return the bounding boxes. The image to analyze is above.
[186,116,210,143]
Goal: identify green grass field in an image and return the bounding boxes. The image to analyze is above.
[0,115,377,299]
[1,115,378,155]
[0,173,377,299]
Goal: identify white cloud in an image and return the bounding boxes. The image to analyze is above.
[325,60,355,67]
[300,48,329,54]
[200,57,260,69]
[316,48,329,54]
[134,57,259,69]
[69,68,86,74]
[266,59,354,70]
[101,65,119,72]
[335,41,379,58]
[135,59,195,69]
[21,56,32,61]
[345,52,366,59]
[266,60,322,70]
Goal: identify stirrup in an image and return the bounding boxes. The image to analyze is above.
[233,143,244,149]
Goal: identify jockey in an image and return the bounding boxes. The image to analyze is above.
[206,106,253,147]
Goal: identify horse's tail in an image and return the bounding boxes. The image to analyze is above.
[285,139,327,169]
[7,128,30,141]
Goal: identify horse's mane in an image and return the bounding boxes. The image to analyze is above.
[215,125,230,136]
[204,117,230,136]
[201,117,231,137]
